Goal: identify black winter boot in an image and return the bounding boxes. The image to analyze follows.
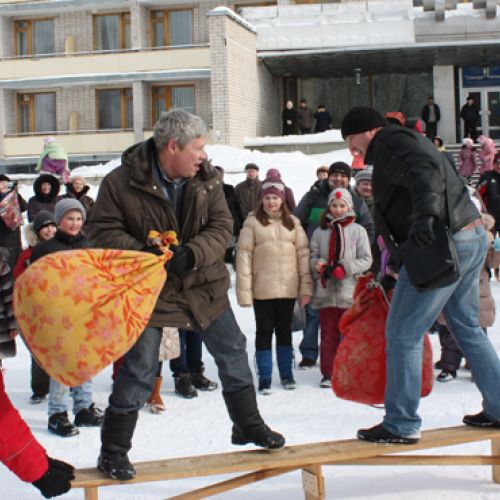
[223,386,285,449]
[97,409,138,481]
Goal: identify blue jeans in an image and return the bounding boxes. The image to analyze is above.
[383,225,500,437]
[299,304,319,361]
[170,330,203,377]
[48,378,93,417]
[109,307,254,415]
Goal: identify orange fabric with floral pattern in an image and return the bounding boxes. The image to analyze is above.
[13,248,171,387]
[332,273,433,405]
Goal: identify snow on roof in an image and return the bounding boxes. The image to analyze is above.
[244,129,344,147]
[207,6,256,33]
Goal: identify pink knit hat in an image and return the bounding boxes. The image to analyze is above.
[261,174,285,200]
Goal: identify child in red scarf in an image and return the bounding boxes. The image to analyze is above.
[310,188,372,388]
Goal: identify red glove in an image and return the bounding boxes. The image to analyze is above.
[331,265,346,280]
[320,265,345,287]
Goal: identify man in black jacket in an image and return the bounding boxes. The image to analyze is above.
[215,166,244,264]
[341,106,500,444]
[421,96,440,140]
[460,96,480,141]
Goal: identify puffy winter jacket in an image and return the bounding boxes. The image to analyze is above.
[236,213,313,305]
[309,222,372,309]
[27,174,60,222]
[0,371,48,483]
[88,138,232,330]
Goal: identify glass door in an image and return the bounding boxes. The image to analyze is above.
[487,90,500,140]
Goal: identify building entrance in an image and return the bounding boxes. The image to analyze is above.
[461,67,500,140]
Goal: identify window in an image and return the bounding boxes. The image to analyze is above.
[96,88,133,130]
[152,86,195,124]
[151,9,193,47]
[94,13,131,51]
[17,92,56,133]
[14,19,55,56]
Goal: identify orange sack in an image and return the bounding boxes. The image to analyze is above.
[332,273,433,405]
[14,242,174,387]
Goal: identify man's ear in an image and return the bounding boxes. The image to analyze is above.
[166,138,178,153]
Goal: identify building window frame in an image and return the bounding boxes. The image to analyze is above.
[96,88,133,130]
[13,18,55,56]
[93,12,131,51]
[16,91,56,133]
[150,8,193,47]
[151,85,195,125]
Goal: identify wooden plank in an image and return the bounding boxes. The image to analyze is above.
[167,466,298,500]
[492,438,500,484]
[336,455,500,466]
[72,426,500,489]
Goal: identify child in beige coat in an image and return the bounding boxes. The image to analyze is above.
[236,174,313,394]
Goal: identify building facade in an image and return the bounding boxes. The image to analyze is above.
[0,0,499,166]
[0,0,280,166]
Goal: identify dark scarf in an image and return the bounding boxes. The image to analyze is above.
[327,216,355,266]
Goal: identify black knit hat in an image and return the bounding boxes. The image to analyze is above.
[341,106,387,139]
[33,210,56,234]
[328,161,351,179]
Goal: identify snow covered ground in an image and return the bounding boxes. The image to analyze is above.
[3,144,500,499]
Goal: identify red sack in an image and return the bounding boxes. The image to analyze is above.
[332,273,433,405]
[0,188,22,231]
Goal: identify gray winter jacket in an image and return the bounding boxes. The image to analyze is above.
[310,223,372,309]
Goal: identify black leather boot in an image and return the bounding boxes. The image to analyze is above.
[97,409,138,480]
[223,386,285,449]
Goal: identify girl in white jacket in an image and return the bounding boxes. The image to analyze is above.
[310,188,372,388]
[236,174,313,394]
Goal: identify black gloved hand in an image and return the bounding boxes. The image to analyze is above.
[32,457,75,498]
[380,274,397,292]
[408,216,436,247]
[320,265,335,288]
[142,245,164,256]
[167,245,195,275]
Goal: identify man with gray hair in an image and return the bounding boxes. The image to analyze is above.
[89,109,284,481]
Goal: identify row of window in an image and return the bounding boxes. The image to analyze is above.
[16,86,195,133]
[14,9,193,56]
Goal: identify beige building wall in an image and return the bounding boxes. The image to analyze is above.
[131,0,148,49]
[57,87,95,133]
[0,15,12,58]
[0,90,4,157]
[208,9,279,147]
[55,11,93,54]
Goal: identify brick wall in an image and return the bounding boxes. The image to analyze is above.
[57,87,95,132]
[3,90,16,135]
[56,11,93,53]
[0,90,4,157]
[131,0,148,49]
[0,15,13,58]
[208,9,279,147]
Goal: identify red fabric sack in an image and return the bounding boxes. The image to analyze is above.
[332,273,433,405]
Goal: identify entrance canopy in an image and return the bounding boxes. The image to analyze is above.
[259,40,500,78]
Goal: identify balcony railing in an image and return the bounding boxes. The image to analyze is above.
[0,45,211,82]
